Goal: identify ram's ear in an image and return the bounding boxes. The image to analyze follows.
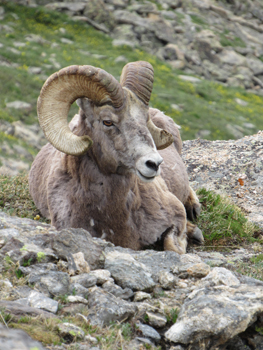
[147,118,174,150]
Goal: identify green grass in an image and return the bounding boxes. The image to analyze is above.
[219,30,246,48]
[0,172,47,221]
[195,188,261,249]
[0,1,263,145]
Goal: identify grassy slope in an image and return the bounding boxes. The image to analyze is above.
[0,1,263,148]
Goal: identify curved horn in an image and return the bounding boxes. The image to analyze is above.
[120,61,173,150]
[120,61,154,105]
[147,118,174,150]
[38,65,124,156]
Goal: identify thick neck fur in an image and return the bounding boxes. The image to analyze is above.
[60,146,142,249]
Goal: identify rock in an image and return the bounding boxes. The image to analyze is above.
[0,278,12,291]
[0,323,47,350]
[60,37,74,45]
[85,334,98,344]
[201,267,240,287]
[112,24,140,47]
[102,280,134,299]
[146,311,167,328]
[89,269,111,284]
[235,97,248,106]
[202,59,229,81]
[133,291,152,302]
[165,281,263,346]
[25,34,49,45]
[0,300,56,320]
[12,120,44,149]
[149,17,176,44]
[27,290,58,313]
[187,262,211,278]
[6,101,32,112]
[178,75,201,83]
[70,273,97,288]
[71,252,90,274]
[218,49,247,66]
[194,29,223,63]
[57,322,85,340]
[27,270,70,297]
[87,287,137,325]
[247,57,263,75]
[45,2,87,15]
[67,295,88,304]
[158,271,178,289]
[114,10,152,29]
[83,0,116,30]
[136,322,161,341]
[105,250,156,291]
[114,55,128,63]
[46,228,104,270]
[69,283,90,298]
[59,303,88,316]
[28,66,42,74]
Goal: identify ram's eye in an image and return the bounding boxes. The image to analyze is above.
[103,120,114,127]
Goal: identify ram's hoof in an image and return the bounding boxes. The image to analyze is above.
[191,227,204,245]
[185,203,201,221]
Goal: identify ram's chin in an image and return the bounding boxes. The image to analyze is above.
[136,170,157,183]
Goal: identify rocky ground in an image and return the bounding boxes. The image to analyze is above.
[19,0,263,93]
[1,208,263,350]
[182,130,263,228]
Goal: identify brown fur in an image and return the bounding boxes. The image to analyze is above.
[29,93,202,254]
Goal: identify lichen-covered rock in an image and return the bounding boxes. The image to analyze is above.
[165,278,263,346]
[87,287,137,326]
[105,250,156,291]
[27,290,58,313]
[57,322,85,340]
[27,270,70,297]
[47,228,105,270]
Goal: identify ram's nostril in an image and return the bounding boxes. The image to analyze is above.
[146,160,159,172]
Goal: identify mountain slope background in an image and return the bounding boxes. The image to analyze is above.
[1,0,263,175]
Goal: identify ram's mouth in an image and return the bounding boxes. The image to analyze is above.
[136,170,156,183]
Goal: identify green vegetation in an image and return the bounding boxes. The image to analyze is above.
[166,308,179,325]
[0,306,138,348]
[236,258,263,282]
[219,30,246,47]
[0,172,47,221]
[195,188,260,249]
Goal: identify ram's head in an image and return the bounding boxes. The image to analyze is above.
[37,61,173,181]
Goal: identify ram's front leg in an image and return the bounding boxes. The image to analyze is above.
[163,201,188,254]
[184,186,204,245]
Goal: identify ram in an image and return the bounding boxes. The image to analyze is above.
[29,61,203,254]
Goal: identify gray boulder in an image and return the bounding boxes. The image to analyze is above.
[0,323,47,350]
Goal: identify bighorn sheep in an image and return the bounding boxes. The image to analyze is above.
[29,61,203,254]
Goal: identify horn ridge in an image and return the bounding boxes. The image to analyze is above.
[38,65,124,156]
[120,61,154,105]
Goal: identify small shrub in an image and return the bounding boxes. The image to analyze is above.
[166,308,179,324]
